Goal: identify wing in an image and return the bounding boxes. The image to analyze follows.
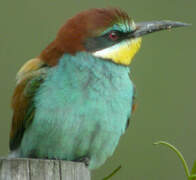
[126,85,137,129]
[9,58,49,150]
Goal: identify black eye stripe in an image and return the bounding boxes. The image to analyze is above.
[84,30,131,52]
[103,30,128,40]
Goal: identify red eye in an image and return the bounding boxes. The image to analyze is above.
[109,31,119,41]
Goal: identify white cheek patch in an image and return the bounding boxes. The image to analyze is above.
[93,42,123,57]
[93,38,142,65]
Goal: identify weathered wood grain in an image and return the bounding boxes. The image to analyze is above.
[0,158,90,180]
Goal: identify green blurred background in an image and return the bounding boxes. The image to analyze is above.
[0,0,195,179]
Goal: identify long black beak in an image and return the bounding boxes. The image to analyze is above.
[130,20,190,38]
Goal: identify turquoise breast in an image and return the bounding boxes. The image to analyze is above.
[20,52,134,169]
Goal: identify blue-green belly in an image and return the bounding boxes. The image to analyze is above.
[20,52,134,169]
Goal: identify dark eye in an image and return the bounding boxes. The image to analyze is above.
[108,31,119,41]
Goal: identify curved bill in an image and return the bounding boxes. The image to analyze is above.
[130,20,190,38]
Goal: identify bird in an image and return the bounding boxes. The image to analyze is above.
[9,8,188,169]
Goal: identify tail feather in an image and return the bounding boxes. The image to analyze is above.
[8,149,20,158]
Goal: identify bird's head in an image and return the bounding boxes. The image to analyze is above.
[40,8,188,66]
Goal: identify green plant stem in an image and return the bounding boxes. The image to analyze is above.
[154,141,190,180]
[102,165,122,180]
[190,174,196,178]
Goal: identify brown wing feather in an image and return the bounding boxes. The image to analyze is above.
[126,85,137,130]
[9,58,48,150]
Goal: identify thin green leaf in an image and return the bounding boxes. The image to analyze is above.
[191,161,196,180]
[154,141,190,180]
[191,161,196,174]
[102,165,122,180]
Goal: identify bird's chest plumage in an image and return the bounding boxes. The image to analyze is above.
[20,53,134,169]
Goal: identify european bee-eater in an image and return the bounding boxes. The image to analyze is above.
[9,8,188,169]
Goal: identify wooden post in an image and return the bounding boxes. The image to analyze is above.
[0,158,91,180]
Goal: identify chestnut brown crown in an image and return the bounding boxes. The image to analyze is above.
[40,8,130,66]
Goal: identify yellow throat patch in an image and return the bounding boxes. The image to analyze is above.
[93,37,142,66]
